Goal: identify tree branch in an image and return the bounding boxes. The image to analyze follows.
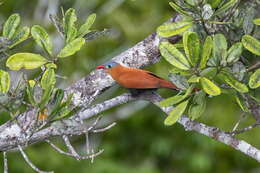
[0,14,259,164]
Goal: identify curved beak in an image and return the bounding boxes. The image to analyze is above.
[96,65,105,69]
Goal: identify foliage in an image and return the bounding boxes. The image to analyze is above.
[157,0,260,125]
[0,8,96,121]
[0,0,259,172]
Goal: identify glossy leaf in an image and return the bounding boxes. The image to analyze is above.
[253,18,260,25]
[3,13,20,39]
[78,13,96,37]
[0,70,10,93]
[169,73,189,90]
[249,68,260,89]
[31,25,52,55]
[200,67,217,79]
[188,75,200,83]
[235,94,249,112]
[39,85,53,110]
[200,77,221,96]
[200,36,213,69]
[169,2,191,17]
[9,26,30,48]
[46,63,57,69]
[164,100,189,126]
[209,34,227,66]
[183,31,200,66]
[160,85,194,107]
[63,8,77,43]
[26,86,36,106]
[202,4,214,20]
[213,0,238,16]
[188,91,206,120]
[232,62,246,81]
[219,72,248,93]
[41,68,56,90]
[159,42,191,70]
[28,80,36,88]
[207,0,222,8]
[226,42,243,64]
[157,21,193,37]
[49,89,65,120]
[242,35,260,56]
[6,53,48,70]
[57,38,85,58]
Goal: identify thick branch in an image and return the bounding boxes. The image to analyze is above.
[0,14,258,163]
[0,15,181,152]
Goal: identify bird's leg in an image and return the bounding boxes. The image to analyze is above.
[128,88,157,97]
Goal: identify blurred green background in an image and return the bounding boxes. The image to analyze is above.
[0,0,259,172]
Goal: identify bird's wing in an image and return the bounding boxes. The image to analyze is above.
[116,69,161,89]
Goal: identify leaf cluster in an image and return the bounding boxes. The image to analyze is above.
[157,0,260,125]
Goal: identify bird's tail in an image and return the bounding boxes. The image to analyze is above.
[159,80,179,90]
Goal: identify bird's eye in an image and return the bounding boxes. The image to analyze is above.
[106,65,112,68]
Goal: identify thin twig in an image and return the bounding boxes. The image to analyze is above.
[225,122,260,135]
[18,145,53,173]
[3,152,8,173]
[230,113,247,136]
[92,122,117,133]
[46,139,104,160]
[247,61,260,72]
[87,116,102,131]
[62,135,81,160]
[46,140,75,157]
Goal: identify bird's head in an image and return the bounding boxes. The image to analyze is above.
[96,61,120,70]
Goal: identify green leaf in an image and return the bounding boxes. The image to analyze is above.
[31,25,53,55]
[213,0,238,16]
[164,100,189,126]
[234,94,249,112]
[9,26,30,48]
[28,80,36,88]
[46,63,57,69]
[200,77,221,96]
[160,85,194,107]
[242,35,260,56]
[3,13,20,39]
[253,18,260,25]
[219,72,248,93]
[0,70,10,93]
[169,73,189,90]
[48,89,65,120]
[157,21,193,37]
[207,0,222,8]
[200,36,213,69]
[57,37,85,58]
[41,68,56,90]
[63,8,78,43]
[6,53,48,70]
[159,42,191,70]
[200,67,217,79]
[78,13,96,37]
[249,68,260,89]
[39,85,54,110]
[188,75,200,83]
[26,86,36,106]
[226,42,243,64]
[188,91,206,120]
[209,34,227,66]
[232,62,246,81]
[183,31,200,66]
[169,2,192,17]
[202,4,214,20]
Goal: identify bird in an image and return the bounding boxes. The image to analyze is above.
[96,60,179,94]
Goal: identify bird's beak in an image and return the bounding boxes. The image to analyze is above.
[96,65,105,69]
